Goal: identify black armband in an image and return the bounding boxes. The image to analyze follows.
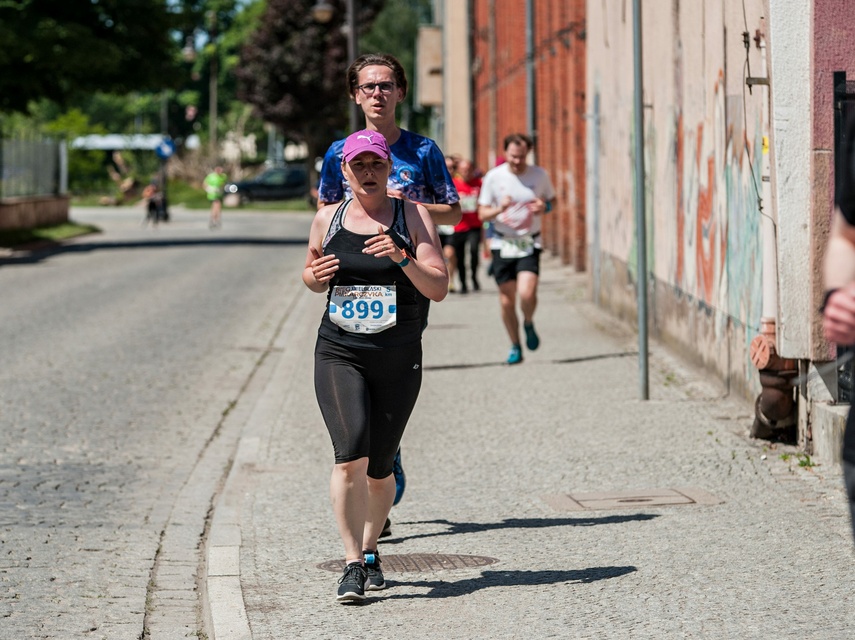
[820,288,840,314]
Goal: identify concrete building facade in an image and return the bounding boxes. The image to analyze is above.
[434,1,855,464]
[587,0,770,399]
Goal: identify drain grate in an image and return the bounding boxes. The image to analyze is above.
[318,553,498,573]
[542,487,722,512]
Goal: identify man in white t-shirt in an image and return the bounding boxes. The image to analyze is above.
[478,133,556,365]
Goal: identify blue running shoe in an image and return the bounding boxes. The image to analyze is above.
[507,344,523,365]
[524,322,540,351]
[392,448,406,506]
[363,550,386,591]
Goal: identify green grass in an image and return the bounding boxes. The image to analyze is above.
[0,221,100,248]
[70,194,112,206]
[779,452,817,468]
[164,179,209,209]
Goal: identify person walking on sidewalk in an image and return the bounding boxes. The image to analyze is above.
[451,158,484,293]
[317,53,461,529]
[478,133,556,365]
[203,166,228,229]
[303,130,448,603]
[142,178,167,228]
[820,112,855,543]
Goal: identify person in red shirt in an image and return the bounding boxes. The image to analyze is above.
[450,158,483,293]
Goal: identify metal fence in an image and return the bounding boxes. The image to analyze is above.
[0,137,63,199]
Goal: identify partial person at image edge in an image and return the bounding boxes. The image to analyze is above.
[820,111,855,544]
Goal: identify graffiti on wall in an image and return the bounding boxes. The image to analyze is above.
[672,70,763,334]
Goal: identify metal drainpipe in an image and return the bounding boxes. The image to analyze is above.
[488,0,497,165]
[748,22,797,439]
[525,0,535,144]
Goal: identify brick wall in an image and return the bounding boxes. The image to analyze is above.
[0,196,70,231]
[471,0,586,270]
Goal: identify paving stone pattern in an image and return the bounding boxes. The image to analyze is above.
[230,256,855,640]
[0,209,310,639]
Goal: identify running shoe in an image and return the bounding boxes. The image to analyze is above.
[363,550,386,591]
[392,448,406,506]
[524,322,540,351]
[379,517,392,539]
[507,344,523,365]
[336,562,367,603]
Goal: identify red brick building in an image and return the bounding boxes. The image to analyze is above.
[470,0,587,270]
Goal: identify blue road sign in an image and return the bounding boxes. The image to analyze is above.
[155,137,176,160]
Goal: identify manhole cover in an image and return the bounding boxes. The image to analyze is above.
[318,553,498,573]
[542,487,722,511]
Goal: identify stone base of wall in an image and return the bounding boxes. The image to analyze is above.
[588,248,847,462]
[807,401,846,463]
[0,195,70,230]
[588,247,759,404]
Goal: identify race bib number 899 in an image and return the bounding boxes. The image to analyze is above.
[329,285,397,334]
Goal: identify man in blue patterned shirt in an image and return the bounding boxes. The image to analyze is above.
[316,53,461,541]
[317,53,461,226]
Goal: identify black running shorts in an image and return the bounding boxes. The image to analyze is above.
[490,248,541,285]
[313,336,423,479]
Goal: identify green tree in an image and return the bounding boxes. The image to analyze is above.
[234,0,385,171]
[0,0,185,113]
[361,0,432,135]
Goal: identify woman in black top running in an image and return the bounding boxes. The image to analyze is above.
[302,130,448,603]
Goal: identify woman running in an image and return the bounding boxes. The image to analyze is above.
[303,130,448,603]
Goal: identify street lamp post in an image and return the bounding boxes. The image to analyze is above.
[181,22,217,160]
[207,10,219,159]
[632,0,649,400]
[345,0,357,68]
[311,0,360,132]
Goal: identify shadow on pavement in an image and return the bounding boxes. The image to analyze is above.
[380,566,638,599]
[0,236,306,266]
[423,352,638,371]
[382,514,659,545]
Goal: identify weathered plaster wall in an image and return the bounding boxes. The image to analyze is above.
[586,0,769,397]
[769,1,812,359]
[439,0,473,161]
[803,0,855,459]
[808,0,855,362]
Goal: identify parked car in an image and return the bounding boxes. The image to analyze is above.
[224,164,309,204]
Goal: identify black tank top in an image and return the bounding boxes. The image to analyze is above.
[318,198,426,348]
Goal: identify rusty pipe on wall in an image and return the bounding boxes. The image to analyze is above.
[747,24,797,440]
[750,319,798,439]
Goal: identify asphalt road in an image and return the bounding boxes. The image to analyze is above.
[0,205,311,639]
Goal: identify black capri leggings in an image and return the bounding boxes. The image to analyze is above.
[314,336,423,479]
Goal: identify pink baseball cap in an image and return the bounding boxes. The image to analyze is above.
[342,130,391,163]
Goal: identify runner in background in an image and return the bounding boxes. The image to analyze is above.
[478,133,555,365]
[203,166,228,229]
[451,158,484,293]
[439,155,461,292]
